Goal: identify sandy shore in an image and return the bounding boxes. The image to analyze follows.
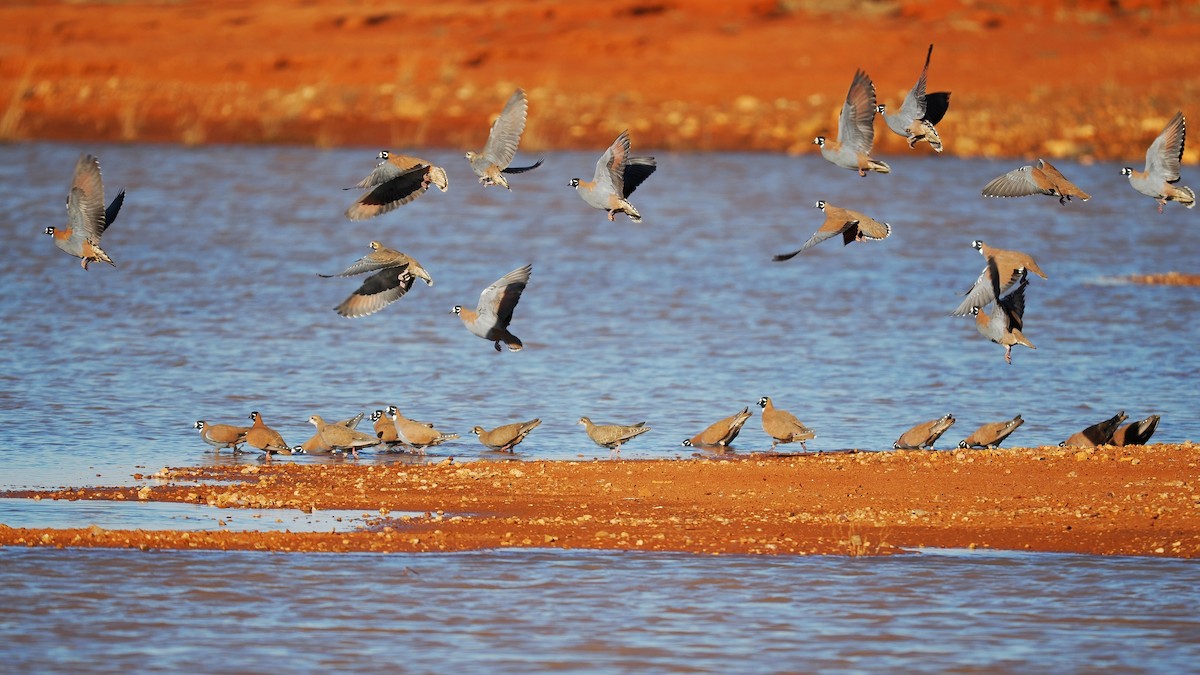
[4,443,1198,557]
[2,1,1199,162]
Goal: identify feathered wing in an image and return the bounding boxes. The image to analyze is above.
[476,264,533,330]
[67,154,108,241]
[102,190,125,234]
[334,267,415,318]
[482,89,528,169]
[622,157,657,198]
[593,130,631,196]
[773,214,853,260]
[952,264,1024,316]
[1038,159,1091,200]
[345,170,431,221]
[981,166,1048,198]
[838,69,877,153]
[997,276,1029,332]
[923,92,951,126]
[896,44,933,123]
[1146,111,1185,184]
[319,249,409,278]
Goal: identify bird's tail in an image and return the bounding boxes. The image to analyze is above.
[868,159,891,174]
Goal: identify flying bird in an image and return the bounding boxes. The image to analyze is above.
[773,200,891,260]
[44,153,125,270]
[813,69,890,176]
[971,275,1036,364]
[878,44,951,152]
[452,264,532,352]
[344,150,448,220]
[465,88,543,189]
[952,240,1047,317]
[569,130,656,222]
[981,159,1090,204]
[1121,111,1195,212]
[319,240,433,318]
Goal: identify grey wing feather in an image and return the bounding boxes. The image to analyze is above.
[68,154,108,240]
[477,264,532,327]
[334,268,416,318]
[896,44,932,123]
[981,166,1047,197]
[319,253,408,278]
[1146,111,1185,183]
[481,89,528,169]
[773,229,841,260]
[350,159,420,191]
[838,69,877,153]
[592,131,629,195]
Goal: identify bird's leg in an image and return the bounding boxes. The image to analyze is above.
[800,441,808,452]
[81,258,90,270]
[607,210,617,222]
[493,341,502,352]
[1158,199,1166,214]
[1004,346,1013,364]
[858,168,867,177]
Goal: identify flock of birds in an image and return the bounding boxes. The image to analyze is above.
[43,45,1188,459]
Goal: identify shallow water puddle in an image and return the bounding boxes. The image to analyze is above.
[0,498,420,533]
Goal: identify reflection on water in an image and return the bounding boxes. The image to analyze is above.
[0,143,1197,488]
[0,498,401,532]
[1,546,1197,671]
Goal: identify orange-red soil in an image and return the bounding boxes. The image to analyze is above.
[4,444,1199,558]
[2,1,1199,162]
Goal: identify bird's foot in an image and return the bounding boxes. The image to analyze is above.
[1158,201,1165,214]
[493,341,502,352]
[1005,347,1013,365]
[607,210,617,222]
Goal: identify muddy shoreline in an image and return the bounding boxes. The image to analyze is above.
[4,444,1197,558]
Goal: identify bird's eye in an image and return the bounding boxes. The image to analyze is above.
[816,201,825,209]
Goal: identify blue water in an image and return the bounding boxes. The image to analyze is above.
[0,546,1197,672]
[1,143,1196,491]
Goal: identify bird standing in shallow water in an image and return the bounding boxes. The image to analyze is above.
[453,264,532,352]
[579,417,651,458]
[1122,111,1195,213]
[45,153,125,270]
[465,88,543,189]
[569,130,656,222]
[472,419,542,453]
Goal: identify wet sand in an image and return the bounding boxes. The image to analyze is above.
[4,443,1198,557]
[2,1,1199,161]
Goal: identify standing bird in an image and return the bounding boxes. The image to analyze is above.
[387,407,458,453]
[452,264,532,352]
[894,414,956,449]
[465,88,543,189]
[344,150,448,220]
[245,411,292,458]
[194,420,250,453]
[878,44,951,153]
[1060,411,1127,448]
[319,240,433,318]
[44,154,125,270]
[681,407,752,448]
[1121,111,1195,212]
[1110,414,1161,447]
[472,419,542,453]
[372,409,400,444]
[958,415,1024,449]
[813,69,890,176]
[972,276,1036,364]
[981,159,1091,204]
[569,130,656,222]
[773,200,891,260]
[297,412,367,454]
[952,240,1047,317]
[758,396,816,451]
[579,417,651,457]
[306,414,379,457]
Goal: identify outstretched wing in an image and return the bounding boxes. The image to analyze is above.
[837,69,878,154]
[1145,111,1185,184]
[897,44,933,123]
[476,264,532,330]
[66,154,108,241]
[622,157,656,198]
[981,165,1048,198]
[481,89,529,170]
[592,131,630,195]
[333,267,415,318]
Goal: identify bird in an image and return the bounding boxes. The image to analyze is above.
[569,130,657,222]
[193,420,250,453]
[44,153,125,270]
[773,200,891,260]
[952,240,1048,317]
[307,414,380,457]
[893,414,956,449]
[245,411,292,458]
[1060,411,1127,448]
[452,264,532,352]
[981,159,1091,204]
[344,150,448,220]
[387,407,458,453]
[296,412,367,454]
[877,44,951,153]
[958,415,1024,449]
[972,275,1036,364]
[1110,414,1161,447]
[813,69,890,176]
[758,396,816,451]
[1121,111,1195,212]
[371,409,400,444]
[319,240,433,318]
[579,416,650,457]
[465,88,543,189]
[681,407,752,448]
[472,419,542,452]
